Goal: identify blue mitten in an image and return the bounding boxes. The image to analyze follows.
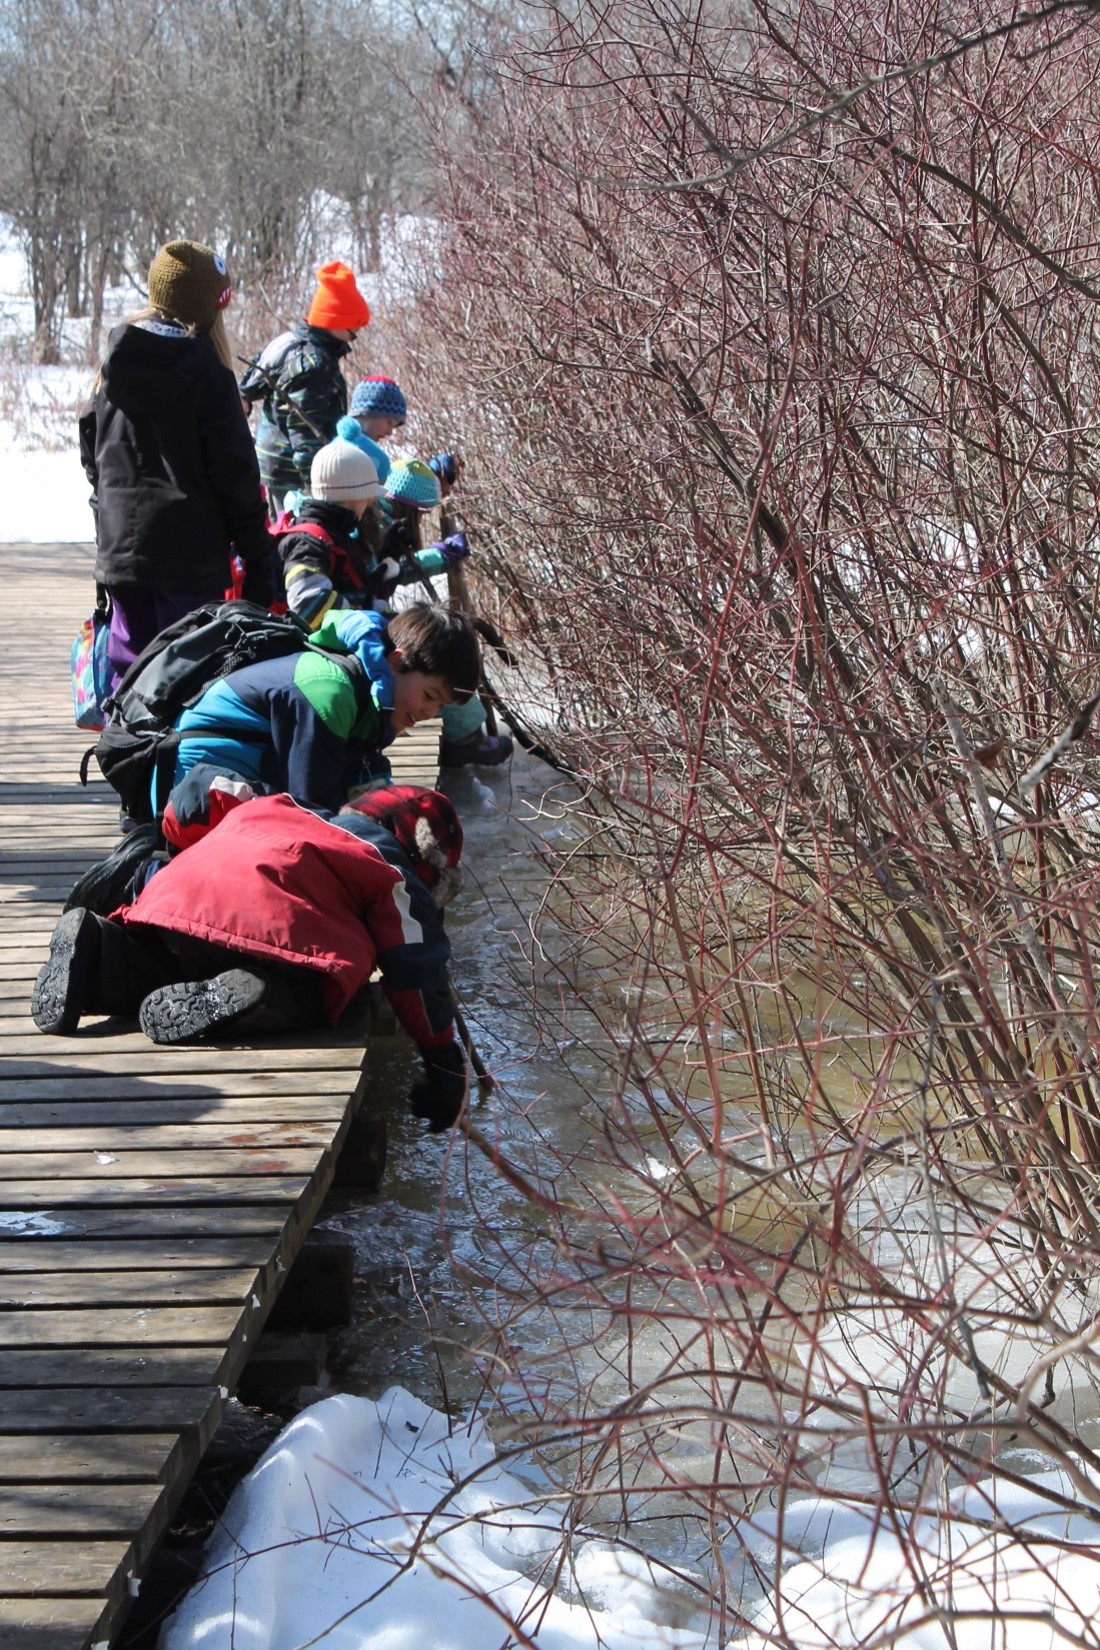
[430,532,469,567]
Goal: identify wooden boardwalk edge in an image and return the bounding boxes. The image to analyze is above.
[0,545,442,1649]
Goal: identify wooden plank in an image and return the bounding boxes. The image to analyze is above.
[0,1482,165,1538]
[0,1206,289,1240]
[0,1123,339,1151]
[0,1387,221,1433]
[0,1237,279,1273]
[0,1174,312,1205]
[0,1350,229,1389]
[0,1596,109,1649]
[0,1539,132,1596]
[0,1098,354,1126]
[0,1305,246,1348]
[0,1036,367,1064]
[0,1434,179,1483]
[0,1069,367,1101]
[0,1146,327,1178]
[0,1267,260,1309]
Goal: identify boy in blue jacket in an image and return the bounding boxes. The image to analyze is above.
[165,601,481,814]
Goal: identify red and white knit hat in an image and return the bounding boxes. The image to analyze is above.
[348,786,464,908]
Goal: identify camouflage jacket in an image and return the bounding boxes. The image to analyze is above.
[242,322,351,497]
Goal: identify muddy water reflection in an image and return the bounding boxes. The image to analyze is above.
[317,755,926,1415]
[320,751,605,1408]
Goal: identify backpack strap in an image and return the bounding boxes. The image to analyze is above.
[151,721,283,820]
[269,517,335,548]
[151,730,186,822]
[238,333,297,409]
[272,517,367,593]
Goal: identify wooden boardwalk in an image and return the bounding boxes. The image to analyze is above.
[0,544,441,1648]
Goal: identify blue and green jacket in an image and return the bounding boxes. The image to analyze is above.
[169,610,396,811]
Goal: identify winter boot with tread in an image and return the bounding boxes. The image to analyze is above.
[138,968,279,1045]
[31,907,101,1035]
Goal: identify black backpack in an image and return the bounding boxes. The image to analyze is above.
[79,599,364,824]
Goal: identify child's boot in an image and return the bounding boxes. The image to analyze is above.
[32,910,162,1033]
[439,728,514,768]
[31,908,102,1034]
[138,967,305,1046]
[64,823,162,916]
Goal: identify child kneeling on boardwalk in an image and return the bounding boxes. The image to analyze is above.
[31,782,469,1133]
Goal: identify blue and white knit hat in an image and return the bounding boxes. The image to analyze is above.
[385,459,442,512]
[350,375,407,424]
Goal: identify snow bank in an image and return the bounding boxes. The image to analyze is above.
[0,424,95,541]
[736,1467,1100,1650]
[158,1386,707,1650]
[159,1385,1100,1650]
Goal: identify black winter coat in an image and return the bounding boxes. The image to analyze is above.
[274,498,373,588]
[79,322,271,593]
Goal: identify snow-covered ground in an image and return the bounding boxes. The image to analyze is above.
[159,1388,710,1650]
[156,1384,1100,1650]
[0,236,119,541]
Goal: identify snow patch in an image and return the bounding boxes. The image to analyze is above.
[158,1386,706,1650]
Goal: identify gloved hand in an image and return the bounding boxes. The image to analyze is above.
[428,452,458,488]
[408,1041,469,1133]
[367,555,402,605]
[240,555,276,609]
[381,519,418,562]
[429,531,469,566]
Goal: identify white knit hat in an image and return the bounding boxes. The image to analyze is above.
[310,438,382,509]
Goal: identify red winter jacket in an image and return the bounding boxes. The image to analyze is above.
[114,792,455,1045]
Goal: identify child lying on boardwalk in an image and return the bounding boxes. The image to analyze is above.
[31,781,469,1133]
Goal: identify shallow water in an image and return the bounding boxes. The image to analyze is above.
[319,748,603,1411]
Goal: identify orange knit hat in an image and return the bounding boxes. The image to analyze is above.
[306,261,370,331]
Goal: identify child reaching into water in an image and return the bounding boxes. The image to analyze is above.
[31,784,470,1133]
[392,453,514,770]
[278,441,469,626]
[276,437,384,627]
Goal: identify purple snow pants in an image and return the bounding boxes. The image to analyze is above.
[106,586,219,690]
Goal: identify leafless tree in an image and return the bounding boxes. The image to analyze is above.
[0,0,445,360]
